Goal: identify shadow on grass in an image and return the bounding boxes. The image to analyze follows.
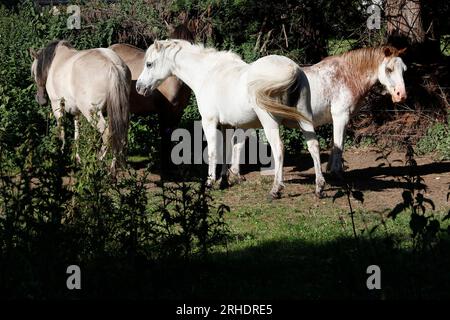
[2,235,450,300]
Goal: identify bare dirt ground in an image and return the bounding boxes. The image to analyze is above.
[139,147,450,212]
[270,147,449,211]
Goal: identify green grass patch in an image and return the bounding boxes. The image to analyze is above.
[416,120,450,160]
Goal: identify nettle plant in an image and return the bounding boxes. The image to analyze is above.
[152,172,230,259]
[333,141,450,252]
[387,143,450,250]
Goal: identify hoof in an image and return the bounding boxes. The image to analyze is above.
[315,177,326,198]
[269,187,282,199]
[228,172,246,185]
[267,191,281,201]
[315,189,325,199]
[329,170,344,181]
[206,179,217,189]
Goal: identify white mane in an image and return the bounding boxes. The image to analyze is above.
[164,39,244,65]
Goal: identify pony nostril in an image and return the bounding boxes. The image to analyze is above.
[397,92,400,96]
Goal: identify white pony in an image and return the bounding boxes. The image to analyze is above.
[136,40,325,198]
[230,46,408,178]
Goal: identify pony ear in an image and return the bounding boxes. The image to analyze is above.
[29,47,38,59]
[397,47,407,56]
[164,20,175,36]
[383,47,393,57]
[154,40,162,51]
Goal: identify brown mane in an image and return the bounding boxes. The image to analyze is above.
[340,46,399,74]
[35,40,72,85]
[334,46,400,100]
[170,24,194,43]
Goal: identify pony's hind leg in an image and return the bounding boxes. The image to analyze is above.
[253,108,284,199]
[97,117,117,176]
[74,115,81,164]
[94,110,110,161]
[326,136,334,172]
[299,120,326,197]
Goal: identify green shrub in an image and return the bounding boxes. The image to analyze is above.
[416,120,450,160]
[127,114,160,158]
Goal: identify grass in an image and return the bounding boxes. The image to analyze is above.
[441,35,450,56]
[128,155,150,163]
[416,120,450,160]
[141,174,450,299]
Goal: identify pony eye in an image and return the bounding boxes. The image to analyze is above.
[386,67,393,73]
[146,62,153,68]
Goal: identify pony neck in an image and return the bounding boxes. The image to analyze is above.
[340,48,385,101]
[169,44,220,94]
[43,44,76,84]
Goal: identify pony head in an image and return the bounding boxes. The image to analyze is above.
[377,47,407,103]
[30,41,71,105]
[30,48,48,105]
[136,40,174,96]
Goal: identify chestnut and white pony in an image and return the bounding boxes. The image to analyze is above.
[136,39,325,198]
[231,46,407,178]
[30,40,131,172]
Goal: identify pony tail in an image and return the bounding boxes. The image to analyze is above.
[106,63,131,162]
[250,65,309,123]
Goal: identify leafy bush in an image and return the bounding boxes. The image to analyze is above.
[127,114,160,157]
[416,119,450,160]
[0,112,229,298]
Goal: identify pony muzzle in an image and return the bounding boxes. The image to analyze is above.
[136,81,152,97]
[392,86,407,103]
[35,93,48,105]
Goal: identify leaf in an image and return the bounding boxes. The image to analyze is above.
[332,190,345,202]
[401,191,413,205]
[351,190,364,203]
[388,203,406,220]
[443,210,450,221]
[423,198,435,211]
[410,213,427,237]
[369,224,379,235]
[426,219,440,237]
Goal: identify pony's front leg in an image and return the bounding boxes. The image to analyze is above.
[254,109,284,199]
[299,120,326,198]
[202,118,219,188]
[219,125,230,189]
[95,111,109,161]
[329,111,349,177]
